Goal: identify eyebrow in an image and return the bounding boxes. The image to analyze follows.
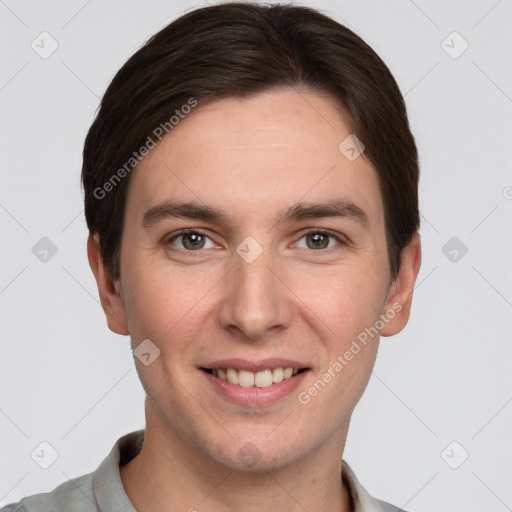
[142,198,370,230]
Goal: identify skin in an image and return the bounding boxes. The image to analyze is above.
[88,87,421,512]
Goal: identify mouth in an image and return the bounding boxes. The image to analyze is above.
[200,366,309,388]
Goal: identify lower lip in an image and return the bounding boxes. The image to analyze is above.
[201,369,310,406]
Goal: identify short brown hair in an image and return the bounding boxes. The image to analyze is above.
[82,2,420,280]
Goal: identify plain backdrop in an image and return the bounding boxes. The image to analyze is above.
[1,0,511,510]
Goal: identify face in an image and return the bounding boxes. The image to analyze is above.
[89,88,420,472]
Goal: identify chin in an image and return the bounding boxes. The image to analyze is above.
[202,431,311,474]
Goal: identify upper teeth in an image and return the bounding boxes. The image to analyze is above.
[212,367,300,388]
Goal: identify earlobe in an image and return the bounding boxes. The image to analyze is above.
[87,233,130,335]
[380,232,421,337]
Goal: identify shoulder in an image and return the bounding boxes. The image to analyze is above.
[0,430,143,512]
[1,471,96,512]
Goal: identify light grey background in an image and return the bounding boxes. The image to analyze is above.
[1,0,511,510]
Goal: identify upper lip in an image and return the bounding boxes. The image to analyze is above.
[199,358,310,372]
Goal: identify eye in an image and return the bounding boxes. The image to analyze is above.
[294,230,346,251]
[166,229,216,251]
[164,228,347,254]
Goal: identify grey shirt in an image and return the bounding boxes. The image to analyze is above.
[1,430,410,512]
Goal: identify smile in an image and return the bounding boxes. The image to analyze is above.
[201,367,306,388]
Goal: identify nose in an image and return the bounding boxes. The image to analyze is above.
[217,245,293,341]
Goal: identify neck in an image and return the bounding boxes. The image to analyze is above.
[120,404,352,512]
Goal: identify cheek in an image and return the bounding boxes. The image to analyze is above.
[121,261,216,344]
[299,264,387,337]
[301,275,383,411]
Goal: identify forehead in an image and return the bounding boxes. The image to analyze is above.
[126,88,384,228]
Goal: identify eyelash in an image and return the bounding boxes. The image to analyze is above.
[164,228,348,255]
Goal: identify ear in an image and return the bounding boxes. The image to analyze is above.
[87,233,129,335]
[380,232,421,337]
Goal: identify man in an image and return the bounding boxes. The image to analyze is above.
[2,2,421,511]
